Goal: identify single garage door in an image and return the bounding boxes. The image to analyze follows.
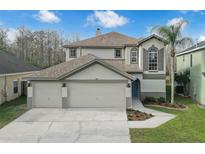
[68,81,126,108]
[33,82,62,108]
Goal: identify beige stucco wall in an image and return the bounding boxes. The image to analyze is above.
[0,72,33,105]
[82,48,125,59]
[66,48,125,61]
[67,63,128,80]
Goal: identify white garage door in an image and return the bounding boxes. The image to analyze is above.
[33,82,61,108]
[68,81,126,108]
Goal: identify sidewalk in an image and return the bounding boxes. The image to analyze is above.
[128,98,176,128]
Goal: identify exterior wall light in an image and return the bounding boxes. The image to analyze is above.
[62,83,66,87]
[127,83,131,88]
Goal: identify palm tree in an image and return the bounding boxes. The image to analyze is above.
[151,20,193,104]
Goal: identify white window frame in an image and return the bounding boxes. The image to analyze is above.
[13,80,18,94]
[69,48,77,58]
[148,45,158,71]
[115,49,122,58]
[130,47,138,64]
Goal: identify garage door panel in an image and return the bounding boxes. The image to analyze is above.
[68,82,126,108]
[33,82,61,108]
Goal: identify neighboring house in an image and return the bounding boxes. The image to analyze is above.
[176,41,205,106]
[26,29,167,109]
[0,51,40,104]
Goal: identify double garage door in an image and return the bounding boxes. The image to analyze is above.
[33,81,126,108]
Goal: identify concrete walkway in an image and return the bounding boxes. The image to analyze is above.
[128,99,176,128]
[0,108,130,143]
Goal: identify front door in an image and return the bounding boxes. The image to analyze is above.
[132,80,138,97]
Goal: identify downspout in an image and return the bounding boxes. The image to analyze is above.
[4,75,8,102]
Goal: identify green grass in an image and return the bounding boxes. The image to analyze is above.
[130,86,205,143]
[0,96,28,129]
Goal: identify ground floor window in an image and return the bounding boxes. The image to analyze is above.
[13,80,18,94]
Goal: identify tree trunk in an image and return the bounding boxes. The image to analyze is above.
[170,53,175,104]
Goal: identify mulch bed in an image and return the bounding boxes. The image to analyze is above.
[144,102,187,110]
[127,108,154,121]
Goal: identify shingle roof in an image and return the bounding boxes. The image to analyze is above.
[0,51,40,74]
[177,41,205,56]
[27,54,135,80]
[102,59,142,73]
[64,32,139,48]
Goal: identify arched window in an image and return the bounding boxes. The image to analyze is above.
[148,45,158,71]
[130,47,138,64]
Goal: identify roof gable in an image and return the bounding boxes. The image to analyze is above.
[138,34,167,45]
[65,63,130,80]
[27,54,134,81]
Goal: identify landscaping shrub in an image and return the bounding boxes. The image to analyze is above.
[144,97,156,103]
[157,97,166,103]
[175,85,184,94]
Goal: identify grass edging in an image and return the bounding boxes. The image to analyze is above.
[145,104,189,110]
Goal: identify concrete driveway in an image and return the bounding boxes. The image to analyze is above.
[0,108,130,143]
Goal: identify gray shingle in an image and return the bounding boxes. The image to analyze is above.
[64,32,139,48]
[28,54,136,80]
[0,51,40,74]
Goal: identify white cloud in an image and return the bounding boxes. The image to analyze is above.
[35,10,60,23]
[86,11,129,28]
[198,35,205,42]
[167,17,187,30]
[7,28,19,43]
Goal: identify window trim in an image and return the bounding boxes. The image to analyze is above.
[130,47,138,64]
[114,48,122,58]
[69,48,77,58]
[148,45,158,72]
[13,80,18,94]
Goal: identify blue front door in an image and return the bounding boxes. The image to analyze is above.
[132,80,138,97]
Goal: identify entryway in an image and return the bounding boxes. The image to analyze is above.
[132,79,140,98]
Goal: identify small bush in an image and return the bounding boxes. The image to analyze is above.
[144,97,156,103]
[157,97,166,103]
[175,85,184,94]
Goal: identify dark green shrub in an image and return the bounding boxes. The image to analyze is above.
[144,97,156,103]
[157,97,166,103]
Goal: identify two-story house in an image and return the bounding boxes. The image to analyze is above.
[26,29,167,109]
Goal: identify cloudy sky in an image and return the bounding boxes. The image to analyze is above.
[0,10,205,42]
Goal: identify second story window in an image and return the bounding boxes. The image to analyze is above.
[130,48,138,64]
[69,48,77,58]
[148,45,158,71]
[115,49,122,58]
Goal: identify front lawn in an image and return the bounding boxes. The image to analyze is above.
[0,96,28,129]
[130,95,205,143]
